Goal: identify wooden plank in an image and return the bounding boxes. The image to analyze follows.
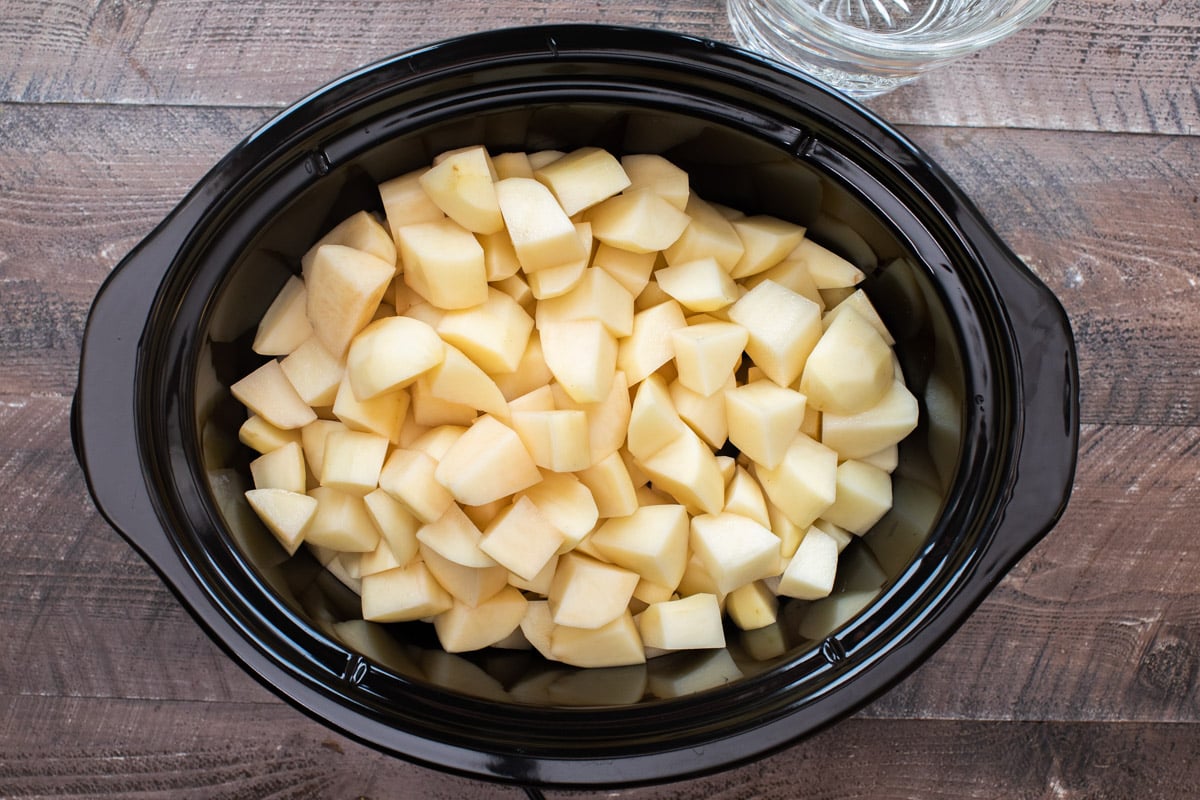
[0,696,525,799]
[1,695,1197,797]
[873,0,1200,135]
[1,0,1198,134]
[3,103,1197,422]
[4,394,1198,724]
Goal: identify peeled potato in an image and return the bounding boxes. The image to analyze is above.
[234,145,918,668]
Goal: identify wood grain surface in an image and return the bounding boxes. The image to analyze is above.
[3,0,1199,798]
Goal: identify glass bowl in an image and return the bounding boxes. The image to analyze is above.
[727,0,1058,98]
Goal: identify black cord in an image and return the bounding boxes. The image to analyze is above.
[523,787,548,800]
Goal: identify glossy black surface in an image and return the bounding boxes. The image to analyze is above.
[73,25,1078,788]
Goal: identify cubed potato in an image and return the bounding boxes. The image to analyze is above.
[535,267,635,338]
[790,238,865,289]
[821,379,920,460]
[478,228,522,282]
[280,335,344,407]
[620,153,689,210]
[231,359,318,431]
[822,288,894,345]
[378,169,446,243]
[493,151,535,180]
[676,553,727,609]
[724,379,808,470]
[637,593,726,650]
[244,488,317,555]
[435,415,542,506]
[729,216,807,279]
[527,150,565,169]
[766,497,805,559]
[519,600,556,660]
[437,287,535,375]
[742,256,825,310]
[550,611,646,668]
[549,552,640,630]
[330,373,408,443]
[655,257,739,313]
[359,536,402,576]
[522,471,599,552]
[538,319,617,404]
[305,486,381,552]
[306,244,395,357]
[800,404,822,440]
[300,210,397,280]
[299,419,346,480]
[420,544,509,607]
[632,578,675,606]
[668,376,729,450]
[410,378,482,428]
[534,146,631,216]
[361,561,453,623]
[663,194,745,272]
[525,222,591,300]
[377,447,455,524]
[860,444,900,473]
[238,414,301,455]
[319,429,389,495]
[395,218,489,310]
[725,581,778,631]
[626,373,687,462]
[591,242,657,297]
[494,176,587,272]
[508,384,556,414]
[480,495,566,581]
[362,488,420,567]
[690,512,782,595]
[723,465,771,529]
[249,440,307,494]
[575,450,639,519]
[424,343,509,419]
[754,432,838,529]
[617,300,688,386]
[416,503,496,568]
[510,409,591,473]
[434,585,528,653]
[508,552,560,597]
[492,333,554,401]
[800,306,893,414]
[812,518,855,553]
[726,279,823,388]
[670,321,748,398]
[590,503,690,591]
[418,145,504,234]
[406,424,467,461]
[253,276,313,356]
[401,301,445,330]
[637,429,725,516]
[778,526,839,600]
[345,315,444,401]
[822,460,893,534]
[587,188,690,254]
[550,369,631,465]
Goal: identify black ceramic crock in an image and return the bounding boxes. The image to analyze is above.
[73,25,1078,789]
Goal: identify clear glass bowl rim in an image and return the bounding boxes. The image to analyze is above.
[731,0,1058,64]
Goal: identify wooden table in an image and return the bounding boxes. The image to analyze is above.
[3,1,1198,796]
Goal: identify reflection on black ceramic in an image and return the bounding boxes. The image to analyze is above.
[73,25,1078,789]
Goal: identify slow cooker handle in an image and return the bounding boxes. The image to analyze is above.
[73,218,190,578]
[975,240,1079,584]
